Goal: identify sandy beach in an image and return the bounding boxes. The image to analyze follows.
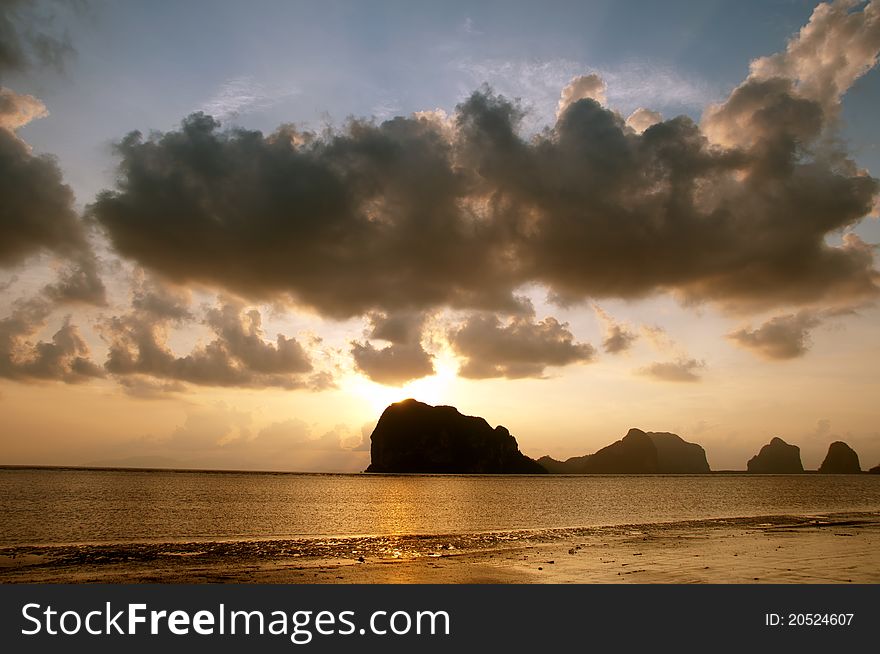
[1,512,878,584]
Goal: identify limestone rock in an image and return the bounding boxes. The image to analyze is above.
[365,399,546,474]
[538,428,710,474]
[747,437,804,473]
[818,441,861,473]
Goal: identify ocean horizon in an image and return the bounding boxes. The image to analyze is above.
[3,467,878,548]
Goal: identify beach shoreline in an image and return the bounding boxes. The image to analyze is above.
[2,512,878,584]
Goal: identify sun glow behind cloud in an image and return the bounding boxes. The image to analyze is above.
[344,353,459,415]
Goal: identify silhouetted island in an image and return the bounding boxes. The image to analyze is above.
[746,437,804,473]
[538,428,710,474]
[365,399,546,474]
[870,464,880,474]
[818,441,861,473]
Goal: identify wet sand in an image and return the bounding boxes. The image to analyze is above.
[1,512,878,584]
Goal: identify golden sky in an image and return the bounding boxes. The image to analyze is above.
[1,1,879,472]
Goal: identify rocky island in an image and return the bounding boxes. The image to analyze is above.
[746,437,804,473]
[818,441,861,474]
[364,402,873,475]
[365,399,546,474]
[538,428,710,474]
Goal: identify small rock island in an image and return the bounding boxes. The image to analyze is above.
[818,441,861,474]
[746,437,804,473]
[365,399,546,474]
[538,428,710,474]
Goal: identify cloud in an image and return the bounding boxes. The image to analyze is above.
[83,2,879,335]
[727,310,823,359]
[199,76,298,121]
[41,252,107,305]
[0,0,76,75]
[129,270,194,322]
[638,357,705,382]
[602,60,718,112]
[0,87,48,130]
[449,313,595,379]
[0,87,107,305]
[115,376,187,400]
[0,8,105,304]
[90,112,521,318]
[97,406,369,471]
[640,324,676,352]
[593,305,638,354]
[809,418,832,441]
[625,107,662,133]
[350,342,434,386]
[239,419,371,471]
[748,0,880,117]
[461,88,876,311]
[634,323,705,380]
[455,57,718,128]
[703,0,880,148]
[459,17,482,37]
[0,297,104,383]
[350,311,434,385]
[557,74,607,116]
[102,293,321,390]
[0,111,91,267]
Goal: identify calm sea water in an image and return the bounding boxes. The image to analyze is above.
[1,467,879,547]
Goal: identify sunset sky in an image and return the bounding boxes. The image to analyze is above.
[1,0,879,472]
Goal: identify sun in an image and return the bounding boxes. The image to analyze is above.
[347,356,458,415]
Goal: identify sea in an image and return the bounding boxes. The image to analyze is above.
[1,467,879,548]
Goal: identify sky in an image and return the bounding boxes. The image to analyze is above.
[1,0,879,472]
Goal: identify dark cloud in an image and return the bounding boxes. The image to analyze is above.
[350,341,434,385]
[365,310,424,345]
[350,311,434,385]
[0,297,104,383]
[129,271,193,322]
[102,294,321,390]
[0,7,105,308]
[603,323,638,354]
[42,252,107,305]
[461,86,876,310]
[593,305,638,354]
[637,357,705,383]
[0,116,90,266]
[449,313,595,379]
[727,310,823,360]
[0,0,76,75]
[1,87,106,305]
[90,0,879,321]
[90,113,520,318]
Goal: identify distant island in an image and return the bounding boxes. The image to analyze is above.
[747,437,804,473]
[819,441,861,474]
[538,428,710,474]
[365,400,876,475]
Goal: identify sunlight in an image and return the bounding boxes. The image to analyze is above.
[346,356,459,415]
